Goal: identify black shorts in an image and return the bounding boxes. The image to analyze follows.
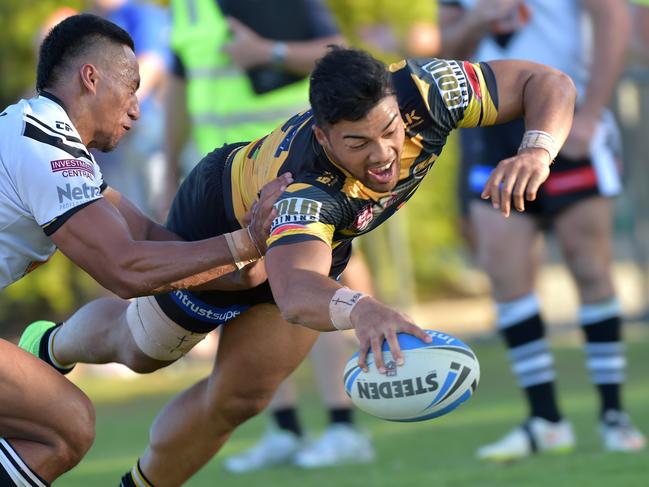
[462,116,621,220]
[154,144,275,334]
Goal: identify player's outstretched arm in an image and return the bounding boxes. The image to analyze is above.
[479,60,577,217]
[266,240,431,374]
[50,174,291,298]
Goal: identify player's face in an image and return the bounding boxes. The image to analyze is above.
[315,96,405,193]
[92,45,140,151]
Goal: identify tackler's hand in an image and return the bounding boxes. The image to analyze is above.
[481,147,551,217]
[246,172,293,255]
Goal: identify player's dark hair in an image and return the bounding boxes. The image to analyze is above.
[36,13,135,92]
[309,46,395,127]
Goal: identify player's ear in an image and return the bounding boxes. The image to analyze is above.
[312,124,329,148]
[79,63,99,95]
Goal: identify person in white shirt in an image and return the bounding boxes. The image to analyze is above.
[439,0,646,461]
[0,13,285,485]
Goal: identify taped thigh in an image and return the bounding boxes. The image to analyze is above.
[126,295,208,361]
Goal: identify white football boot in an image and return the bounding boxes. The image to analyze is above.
[477,417,575,462]
[223,428,301,473]
[600,410,646,452]
[293,424,375,469]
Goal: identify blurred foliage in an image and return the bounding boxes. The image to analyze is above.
[0,253,103,340]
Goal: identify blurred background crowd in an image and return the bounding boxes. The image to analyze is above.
[1,0,649,484]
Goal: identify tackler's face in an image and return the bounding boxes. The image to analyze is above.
[314,96,405,193]
[91,45,140,152]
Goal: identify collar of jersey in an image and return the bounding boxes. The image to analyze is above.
[39,91,69,114]
[322,147,392,202]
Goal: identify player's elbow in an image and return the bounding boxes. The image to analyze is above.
[277,299,303,325]
[103,276,141,299]
[98,264,148,299]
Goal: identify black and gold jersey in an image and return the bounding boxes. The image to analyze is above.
[222,58,498,268]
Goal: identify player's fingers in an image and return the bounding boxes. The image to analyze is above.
[512,170,531,212]
[357,338,370,372]
[400,323,432,343]
[525,168,547,202]
[498,165,520,218]
[481,167,504,210]
[370,335,385,374]
[384,330,404,366]
[259,172,293,200]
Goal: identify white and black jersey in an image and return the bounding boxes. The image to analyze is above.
[0,92,105,288]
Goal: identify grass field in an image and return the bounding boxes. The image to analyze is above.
[60,324,649,486]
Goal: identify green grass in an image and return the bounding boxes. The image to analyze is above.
[60,325,649,486]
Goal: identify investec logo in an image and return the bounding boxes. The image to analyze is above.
[57,183,100,207]
[51,159,94,178]
[272,197,322,228]
[421,59,469,110]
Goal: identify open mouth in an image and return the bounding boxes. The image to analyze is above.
[367,159,396,185]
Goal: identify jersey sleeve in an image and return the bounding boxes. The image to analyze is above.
[267,182,343,249]
[15,142,103,235]
[393,58,499,133]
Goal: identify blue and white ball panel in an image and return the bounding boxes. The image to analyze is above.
[343,330,480,422]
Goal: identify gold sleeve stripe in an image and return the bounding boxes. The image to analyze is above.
[267,222,335,247]
[474,62,498,126]
[285,183,313,193]
[457,62,498,128]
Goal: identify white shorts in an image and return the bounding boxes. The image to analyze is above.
[126,295,209,361]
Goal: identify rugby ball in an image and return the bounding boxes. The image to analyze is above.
[343,330,480,422]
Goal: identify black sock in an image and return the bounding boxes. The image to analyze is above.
[120,473,137,487]
[273,408,302,437]
[329,407,353,425]
[38,323,74,375]
[597,384,622,417]
[119,460,154,487]
[524,382,562,422]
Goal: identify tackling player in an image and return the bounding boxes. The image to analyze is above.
[22,46,576,486]
[0,14,285,486]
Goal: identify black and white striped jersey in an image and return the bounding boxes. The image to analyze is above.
[0,92,105,288]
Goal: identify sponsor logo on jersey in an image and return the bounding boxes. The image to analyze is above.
[57,182,101,209]
[404,110,424,131]
[316,172,338,186]
[271,197,322,229]
[50,159,94,178]
[421,59,469,110]
[354,204,374,230]
[356,372,439,399]
[171,290,248,324]
[55,120,73,132]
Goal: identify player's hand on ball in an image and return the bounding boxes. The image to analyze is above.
[350,297,432,374]
[481,147,550,217]
[247,172,293,254]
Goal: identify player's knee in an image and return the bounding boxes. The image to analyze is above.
[121,346,169,374]
[211,392,273,429]
[55,394,96,470]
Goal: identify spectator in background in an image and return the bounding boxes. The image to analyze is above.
[164,0,375,472]
[163,0,342,199]
[439,0,646,461]
[91,0,171,215]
